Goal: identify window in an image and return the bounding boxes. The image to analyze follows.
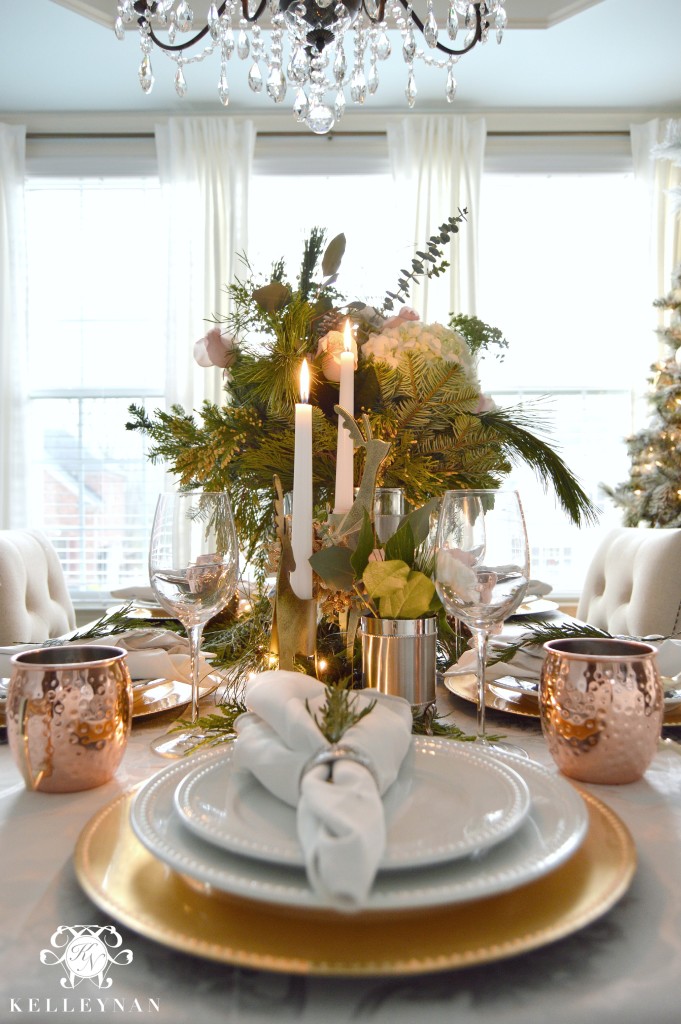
[25,177,167,604]
[20,133,650,605]
[478,166,650,595]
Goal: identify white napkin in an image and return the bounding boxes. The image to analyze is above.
[0,629,213,684]
[648,638,681,685]
[524,579,553,600]
[233,671,413,909]
[448,630,545,683]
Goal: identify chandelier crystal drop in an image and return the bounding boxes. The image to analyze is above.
[118,0,507,135]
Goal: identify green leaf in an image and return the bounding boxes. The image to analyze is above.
[363,559,410,598]
[309,545,355,591]
[400,496,441,547]
[379,571,436,619]
[322,233,346,277]
[251,282,291,313]
[384,521,415,565]
[350,509,375,579]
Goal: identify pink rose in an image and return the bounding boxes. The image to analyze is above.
[193,327,237,369]
[383,306,420,329]
[474,393,496,414]
[316,328,358,382]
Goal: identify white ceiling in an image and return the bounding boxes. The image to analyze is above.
[1,0,680,124]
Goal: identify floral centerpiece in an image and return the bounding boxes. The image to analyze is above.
[128,213,596,686]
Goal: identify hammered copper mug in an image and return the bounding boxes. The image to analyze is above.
[6,645,133,793]
[539,638,663,784]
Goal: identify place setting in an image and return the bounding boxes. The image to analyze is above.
[73,667,636,976]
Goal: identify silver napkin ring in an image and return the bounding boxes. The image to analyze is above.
[299,743,380,791]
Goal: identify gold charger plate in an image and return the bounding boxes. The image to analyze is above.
[132,677,220,720]
[444,673,681,727]
[74,789,635,976]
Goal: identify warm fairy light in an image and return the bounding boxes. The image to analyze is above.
[343,319,353,353]
[268,653,279,668]
[299,359,310,403]
[318,658,328,672]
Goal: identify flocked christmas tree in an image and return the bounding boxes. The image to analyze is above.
[605,268,681,526]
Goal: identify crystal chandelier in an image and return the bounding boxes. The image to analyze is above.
[115,1,507,135]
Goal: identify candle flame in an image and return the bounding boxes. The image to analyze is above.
[299,358,310,402]
[343,318,353,353]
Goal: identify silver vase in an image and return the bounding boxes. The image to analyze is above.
[360,615,437,709]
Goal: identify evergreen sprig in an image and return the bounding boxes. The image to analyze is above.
[306,683,377,744]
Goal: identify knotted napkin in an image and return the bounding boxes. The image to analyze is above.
[233,671,413,909]
[449,630,545,682]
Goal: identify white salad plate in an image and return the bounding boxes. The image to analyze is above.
[130,739,589,913]
[172,739,531,870]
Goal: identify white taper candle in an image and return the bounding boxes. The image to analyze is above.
[333,319,356,515]
[290,358,314,600]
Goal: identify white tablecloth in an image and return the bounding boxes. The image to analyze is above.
[1,682,681,1024]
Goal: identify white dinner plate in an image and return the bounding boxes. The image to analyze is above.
[130,739,589,913]
[173,740,531,870]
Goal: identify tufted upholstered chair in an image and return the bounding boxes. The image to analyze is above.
[576,527,681,638]
[0,529,76,645]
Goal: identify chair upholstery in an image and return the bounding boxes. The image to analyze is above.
[0,529,76,645]
[577,527,681,638]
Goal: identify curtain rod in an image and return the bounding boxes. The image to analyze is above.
[26,129,631,140]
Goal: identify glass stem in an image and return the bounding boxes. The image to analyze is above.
[188,623,204,726]
[471,625,489,742]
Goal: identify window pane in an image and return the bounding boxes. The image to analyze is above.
[478,172,650,596]
[25,179,167,602]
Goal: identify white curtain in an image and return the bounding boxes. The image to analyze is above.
[0,123,27,529]
[631,119,681,308]
[155,116,255,411]
[386,115,487,322]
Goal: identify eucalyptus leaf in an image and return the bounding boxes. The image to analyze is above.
[363,559,410,598]
[322,233,346,277]
[378,571,436,619]
[309,545,355,591]
[252,282,291,314]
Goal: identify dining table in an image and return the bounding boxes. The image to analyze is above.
[1,642,681,1024]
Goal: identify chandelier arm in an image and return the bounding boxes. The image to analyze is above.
[136,2,240,53]
[398,0,484,57]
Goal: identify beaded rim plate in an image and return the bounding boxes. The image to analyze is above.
[74,787,635,976]
[127,744,588,913]
[172,740,532,870]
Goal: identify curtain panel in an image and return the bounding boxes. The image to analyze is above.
[0,123,27,529]
[631,118,681,339]
[386,115,487,323]
[154,117,255,412]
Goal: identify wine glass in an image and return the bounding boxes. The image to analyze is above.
[148,490,238,757]
[434,489,529,746]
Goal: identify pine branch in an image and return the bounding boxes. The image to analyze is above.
[482,406,599,526]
